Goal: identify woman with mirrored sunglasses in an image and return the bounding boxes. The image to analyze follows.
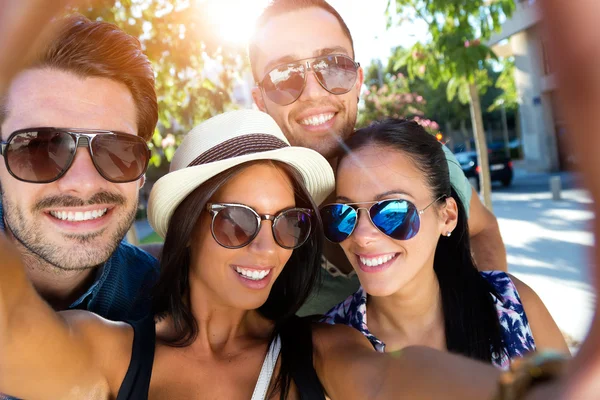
[1,111,566,400]
[321,118,570,368]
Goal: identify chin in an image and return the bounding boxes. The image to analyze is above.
[360,280,400,298]
[239,298,271,311]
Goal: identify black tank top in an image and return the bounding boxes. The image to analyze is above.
[116,316,155,400]
[114,316,325,399]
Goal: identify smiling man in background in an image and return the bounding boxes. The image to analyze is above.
[249,0,507,314]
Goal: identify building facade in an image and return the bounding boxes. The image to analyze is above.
[490,0,572,172]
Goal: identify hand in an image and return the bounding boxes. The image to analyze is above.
[538,0,600,398]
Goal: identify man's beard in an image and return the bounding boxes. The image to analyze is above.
[2,191,137,271]
[286,106,357,161]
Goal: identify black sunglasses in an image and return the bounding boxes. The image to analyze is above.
[320,197,446,243]
[0,127,150,184]
[207,203,314,250]
[259,54,360,106]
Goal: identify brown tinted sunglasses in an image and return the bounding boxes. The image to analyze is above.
[0,127,150,184]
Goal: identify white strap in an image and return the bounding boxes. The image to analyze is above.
[251,335,282,400]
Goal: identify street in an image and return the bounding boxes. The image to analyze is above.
[490,169,594,347]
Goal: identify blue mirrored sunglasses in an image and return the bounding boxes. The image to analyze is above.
[320,197,446,243]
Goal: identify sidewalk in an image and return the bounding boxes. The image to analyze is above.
[491,171,595,345]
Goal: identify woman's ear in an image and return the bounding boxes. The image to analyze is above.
[440,196,459,237]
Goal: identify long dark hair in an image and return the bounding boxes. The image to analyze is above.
[340,119,505,364]
[151,160,323,399]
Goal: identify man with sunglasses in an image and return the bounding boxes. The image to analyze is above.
[0,12,158,330]
[249,0,508,314]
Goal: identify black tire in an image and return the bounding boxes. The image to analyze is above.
[501,178,512,187]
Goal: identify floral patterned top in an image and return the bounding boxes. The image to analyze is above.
[321,271,536,370]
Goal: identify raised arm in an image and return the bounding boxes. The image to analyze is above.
[312,323,500,399]
[443,146,508,272]
[537,1,600,398]
[0,234,129,399]
[468,187,508,272]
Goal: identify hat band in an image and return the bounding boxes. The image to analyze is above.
[187,134,289,167]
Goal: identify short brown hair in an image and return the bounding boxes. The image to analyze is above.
[3,14,157,141]
[248,0,355,82]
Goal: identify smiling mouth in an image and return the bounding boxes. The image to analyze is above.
[358,253,399,267]
[299,112,335,126]
[235,266,271,281]
[48,208,109,222]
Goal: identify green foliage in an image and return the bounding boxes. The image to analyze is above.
[359,61,440,135]
[489,57,519,111]
[74,0,246,166]
[387,0,515,102]
[379,46,511,136]
[360,70,424,126]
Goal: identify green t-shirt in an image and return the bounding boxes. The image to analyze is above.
[297,145,473,316]
[442,144,472,216]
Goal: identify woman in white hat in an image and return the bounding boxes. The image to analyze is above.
[1,110,557,399]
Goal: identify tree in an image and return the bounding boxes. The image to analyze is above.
[359,66,440,135]
[386,0,516,209]
[75,0,247,167]
[489,57,519,158]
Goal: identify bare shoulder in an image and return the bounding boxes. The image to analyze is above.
[506,273,541,305]
[60,309,133,341]
[60,310,136,386]
[507,274,570,354]
[311,321,372,354]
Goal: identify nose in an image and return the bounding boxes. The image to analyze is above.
[297,65,329,101]
[248,219,279,255]
[350,209,380,247]
[56,146,110,197]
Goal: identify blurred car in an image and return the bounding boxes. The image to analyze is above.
[455,149,513,189]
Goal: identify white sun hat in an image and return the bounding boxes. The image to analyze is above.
[147,109,335,238]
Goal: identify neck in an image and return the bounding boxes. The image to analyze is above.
[367,261,444,347]
[5,224,98,310]
[179,273,274,356]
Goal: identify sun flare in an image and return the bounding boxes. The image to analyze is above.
[202,0,270,45]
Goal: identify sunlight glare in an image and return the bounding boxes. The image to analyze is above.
[202,0,270,45]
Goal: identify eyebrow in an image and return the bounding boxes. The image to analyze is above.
[262,46,352,77]
[336,190,414,203]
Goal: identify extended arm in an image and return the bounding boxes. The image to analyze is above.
[0,235,128,399]
[313,323,500,399]
[469,187,508,272]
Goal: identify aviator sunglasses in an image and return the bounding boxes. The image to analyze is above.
[258,54,360,106]
[320,196,446,243]
[0,128,150,184]
[207,203,314,249]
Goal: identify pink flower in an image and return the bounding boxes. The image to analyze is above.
[161,134,175,148]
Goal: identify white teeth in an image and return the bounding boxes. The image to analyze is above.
[300,113,334,126]
[235,267,270,281]
[359,254,396,267]
[49,208,108,222]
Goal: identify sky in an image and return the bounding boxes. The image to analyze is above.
[329,0,429,64]
[203,0,429,65]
